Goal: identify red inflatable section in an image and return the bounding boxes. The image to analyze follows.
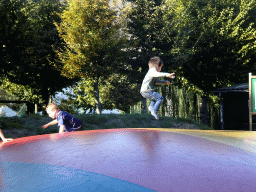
[1,128,256,192]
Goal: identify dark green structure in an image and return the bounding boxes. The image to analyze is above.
[213,83,252,130]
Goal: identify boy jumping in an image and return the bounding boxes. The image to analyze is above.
[140,56,175,120]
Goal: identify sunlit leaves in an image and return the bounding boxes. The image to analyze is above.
[56,0,128,80]
[56,0,130,113]
[65,73,141,113]
[0,0,75,107]
[171,0,256,92]
[0,78,41,103]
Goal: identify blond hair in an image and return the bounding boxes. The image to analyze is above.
[46,103,59,112]
[148,56,163,68]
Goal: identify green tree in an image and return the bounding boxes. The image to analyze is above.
[56,0,129,114]
[0,0,29,80]
[23,0,77,107]
[169,0,256,92]
[68,74,141,113]
[71,78,111,114]
[1,0,77,111]
[127,0,176,79]
[105,74,141,113]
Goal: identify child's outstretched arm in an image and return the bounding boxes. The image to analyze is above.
[0,129,13,142]
[155,80,171,85]
[42,119,58,129]
[155,73,175,85]
[59,125,65,133]
[168,73,175,79]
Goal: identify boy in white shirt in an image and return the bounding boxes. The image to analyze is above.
[140,56,175,119]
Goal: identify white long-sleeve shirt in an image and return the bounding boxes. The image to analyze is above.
[140,68,172,93]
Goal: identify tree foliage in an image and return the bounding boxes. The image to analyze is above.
[2,0,256,115]
[56,0,129,114]
[127,0,176,82]
[0,0,76,108]
[169,0,256,92]
[0,0,30,81]
[106,74,141,113]
[127,0,256,94]
[68,74,141,113]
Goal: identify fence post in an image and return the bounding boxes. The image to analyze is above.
[200,96,210,126]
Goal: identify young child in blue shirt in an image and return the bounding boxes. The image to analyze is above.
[140,56,175,120]
[42,103,82,133]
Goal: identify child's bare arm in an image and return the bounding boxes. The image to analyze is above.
[156,80,170,85]
[42,119,58,129]
[59,125,65,133]
[168,73,175,79]
[0,129,5,140]
[0,129,13,142]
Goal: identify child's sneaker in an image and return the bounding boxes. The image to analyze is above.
[151,111,159,120]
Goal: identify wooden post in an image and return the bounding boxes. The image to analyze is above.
[219,93,224,130]
[141,97,147,114]
[35,103,38,114]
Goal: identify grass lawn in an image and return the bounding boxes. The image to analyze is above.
[0,114,212,139]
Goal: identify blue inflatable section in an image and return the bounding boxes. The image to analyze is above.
[0,161,155,192]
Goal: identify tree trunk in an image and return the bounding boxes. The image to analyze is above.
[49,95,52,104]
[26,102,34,115]
[141,97,147,114]
[94,79,102,114]
[35,103,38,114]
